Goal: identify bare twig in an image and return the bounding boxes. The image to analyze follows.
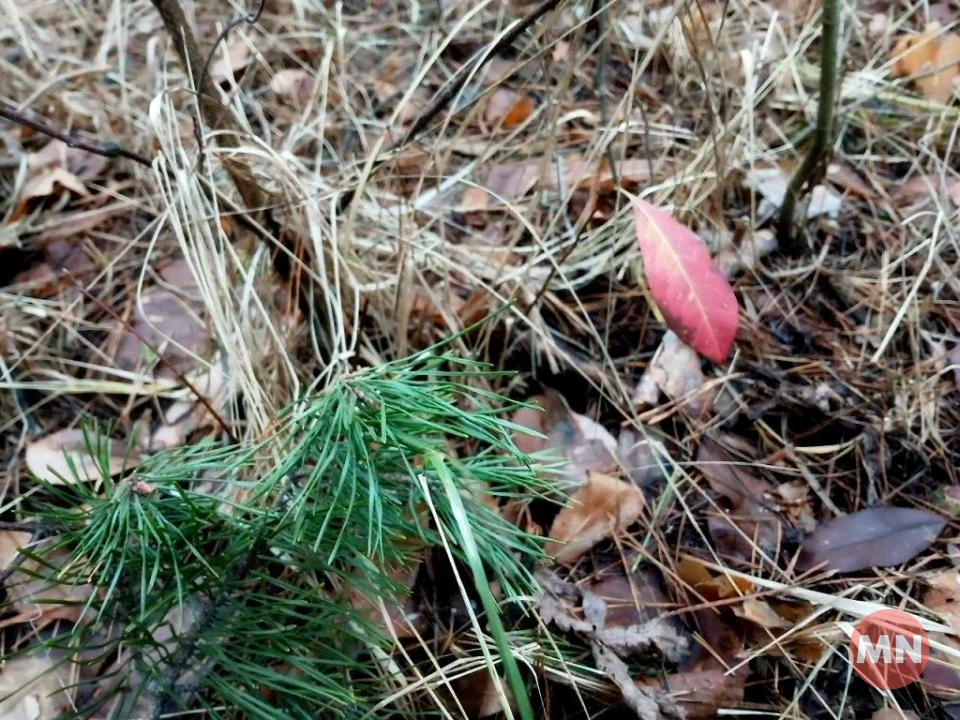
[0,100,153,167]
[194,0,267,175]
[776,0,841,253]
[401,0,566,146]
[148,0,267,211]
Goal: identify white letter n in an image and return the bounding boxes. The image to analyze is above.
[894,635,923,663]
[857,636,892,664]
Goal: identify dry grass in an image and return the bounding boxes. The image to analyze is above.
[2,0,960,716]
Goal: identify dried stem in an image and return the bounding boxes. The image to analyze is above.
[776,0,841,253]
[0,100,152,167]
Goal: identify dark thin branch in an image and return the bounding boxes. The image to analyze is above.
[194,0,267,176]
[0,100,153,167]
[66,272,239,445]
[776,0,841,253]
[198,0,267,103]
[400,0,566,146]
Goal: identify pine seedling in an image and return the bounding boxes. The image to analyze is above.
[5,350,557,719]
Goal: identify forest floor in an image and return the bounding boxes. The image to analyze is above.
[1,0,960,718]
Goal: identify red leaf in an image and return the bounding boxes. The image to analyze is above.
[631,196,739,363]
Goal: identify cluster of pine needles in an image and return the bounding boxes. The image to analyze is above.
[7,351,558,719]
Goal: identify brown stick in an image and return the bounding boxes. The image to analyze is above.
[149,0,267,211]
[0,100,153,167]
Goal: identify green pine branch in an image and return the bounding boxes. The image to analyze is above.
[4,350,558,719]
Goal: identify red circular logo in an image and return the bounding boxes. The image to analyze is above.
[849,609,929,689]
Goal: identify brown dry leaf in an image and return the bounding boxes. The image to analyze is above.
[22,166,89,200]
[114,289,209,375]
[453,669,515,719]
[0,655,74,720]
[484,88,536,129]
[28,140,109,178]
[25,429,140,485]
[743,167,841,219]
[891,25,960,103]
[0,530,32,570]
[714,229,778,278]
[892,174,960,209]
[697,438,781,559]
[270,68,315,110]
[6,541,97,627]
[924,569,960,631]
[509,391,618,485]
[634,330,707,414]
[594,643,683,720]
[459,155,651,211]
[546,471,644,564]
[872,710,920,720]
[617,428,664,488]
[639,668,746,719]
[149,362,229,451]
[922,633,960,700]
[773,480,817,532]
[210,39,253,83]
[733,598,791,629]
[35,202,134,244]
[675,558,753,602]
[588,569,672,627]
[350,557,425,641]
[826,163,877,199]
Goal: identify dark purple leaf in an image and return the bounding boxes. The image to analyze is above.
[798,507,945,573]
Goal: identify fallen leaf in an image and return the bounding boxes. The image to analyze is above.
[743,167,841,220]
[921,633,960,700]
[871,710,920,720]
[6,541,97,627]
[631,196,739,364]
[639,668,746,719]
[891,25,960,103]
[697,438,781,558]
[714,229,778,278]
[892,174,960,209]
[0,530,32,571]
[509,391,618,486]
[460,156,651,211]
[484,88,536,129]
[733,598,791,629]
[634,330,707,413]
[826,163,877,199]
[25,429,140,485]
[28,140,108,178]
[924,569,960,631]
[594,643,683,719]
[149,361,230,450]
[270,68,315,109]
[797,506,946,573]
[114,289,210,375]
[588,569,674,627]
[350,559,425,640]
[546,472,645,564]
[582,589,690,662]
[453,669,515,719]
[0,656,74,720]
[773,480,817,532]
[210,38,253,83]
[617,428,665,487]
[22,166,89,200]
